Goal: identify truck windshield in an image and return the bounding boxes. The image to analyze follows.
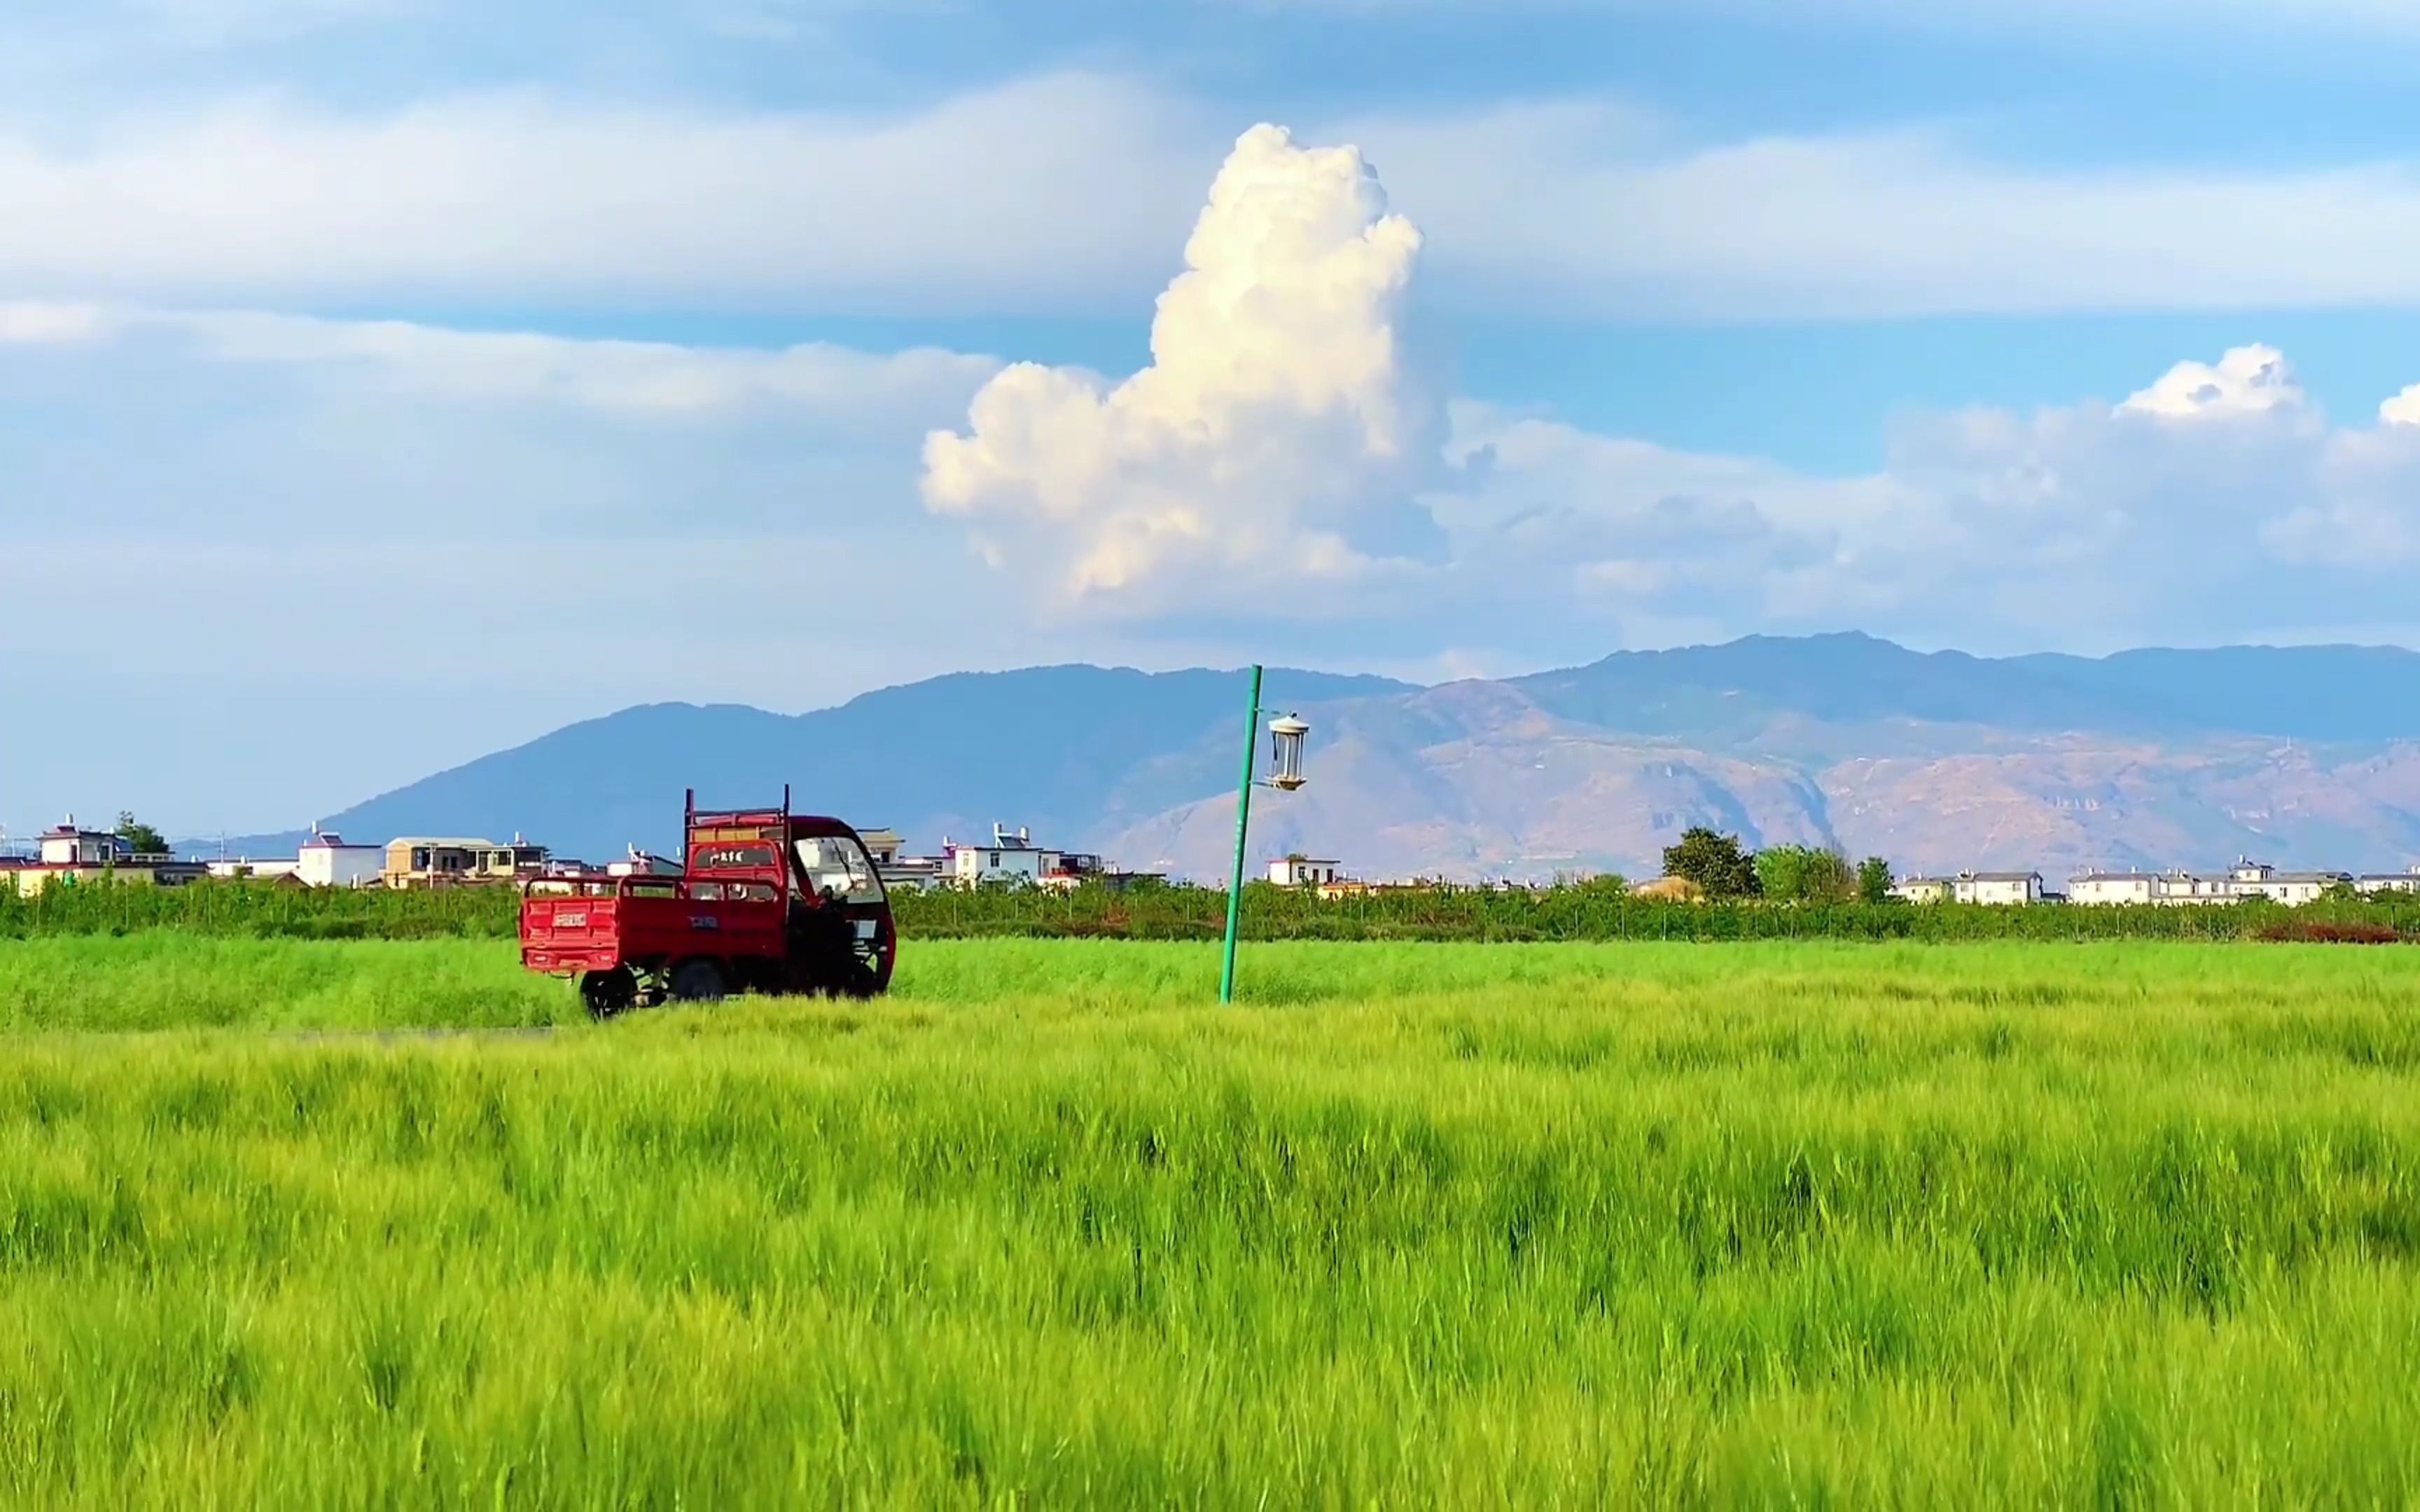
[795,836,884,904]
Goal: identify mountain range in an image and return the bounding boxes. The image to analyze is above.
[193,634,2420,882]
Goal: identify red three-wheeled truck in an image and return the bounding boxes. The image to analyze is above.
[519,790,898,1018]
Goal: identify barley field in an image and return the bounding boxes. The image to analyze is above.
[3,937,2419,1504]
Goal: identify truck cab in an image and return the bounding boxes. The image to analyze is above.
[685,803,897,992]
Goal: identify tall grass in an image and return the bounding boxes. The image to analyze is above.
[0,935,573,1031]
[1,937,2419,1500]
[0,880,516,940]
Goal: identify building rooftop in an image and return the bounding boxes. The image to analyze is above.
[1,855,199,871]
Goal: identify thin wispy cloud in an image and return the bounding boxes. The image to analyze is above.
[12,79,2420,321]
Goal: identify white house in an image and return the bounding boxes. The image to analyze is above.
[952,827,1050,888]
[1270,857,1344,888]
[2160,869,2237,905]
[940,825,1112,890]
[947,825,1055,888]
[2232,864,2352,906]
[2069,871,2163,905]
[296,830,383,888]
[2357,867,2420,896]
[1953,872,2043,906]
[1894,871,2040,904]
[39,824,131,866]
[2072,860,2349,907]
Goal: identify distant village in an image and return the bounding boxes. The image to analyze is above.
[4,816,2419,909]
[1889,861,2420,906]
[0,819,1176,897]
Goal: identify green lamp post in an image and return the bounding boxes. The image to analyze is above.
[1221,665,1311,1004]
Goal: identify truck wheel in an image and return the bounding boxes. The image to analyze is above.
[580,967,638,1021]
[669,959,728,1003]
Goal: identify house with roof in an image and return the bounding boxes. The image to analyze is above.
[0,820,206,895]
[2071,858,2350,906]
[1269,855,1345,888]
[940,825,1108,890]
[2070,870,2162,905]
[2225,860,2353,906]
[1955,871,2043,906]
[298,830,384,888]
[204,827,384,888]
[2160,868,2237,905]
[1936,870,2045,905]
[946,825,1055,888]
[1889,876,1954,904]
[382,836,548,888]
[1890,870,2040,905]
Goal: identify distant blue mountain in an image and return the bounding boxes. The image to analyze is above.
[184,637,2420,875]
[299,664,1409,864]
[2013,643,2420,743]
[1514,632,2420,743]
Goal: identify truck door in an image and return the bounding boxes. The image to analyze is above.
[788,832,893,993]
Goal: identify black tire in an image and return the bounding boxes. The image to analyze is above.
[580,967,638,1021]
[669,959,728,1003]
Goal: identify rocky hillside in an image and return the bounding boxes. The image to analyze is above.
[1104,680,2420,881]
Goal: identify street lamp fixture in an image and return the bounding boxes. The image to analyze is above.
[1267,714,1309,792]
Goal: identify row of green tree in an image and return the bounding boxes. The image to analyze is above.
[9,855,2420,945]
[1660,827,1897,904]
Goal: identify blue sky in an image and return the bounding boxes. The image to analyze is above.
[14,0,2420,835]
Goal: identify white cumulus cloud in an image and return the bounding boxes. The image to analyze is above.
[1431,344,2420,657]
[920,123,1446,612]
[2379,384,2420,427]
[2120,343,2304,419]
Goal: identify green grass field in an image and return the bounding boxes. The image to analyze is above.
[3,937,2419,1504]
